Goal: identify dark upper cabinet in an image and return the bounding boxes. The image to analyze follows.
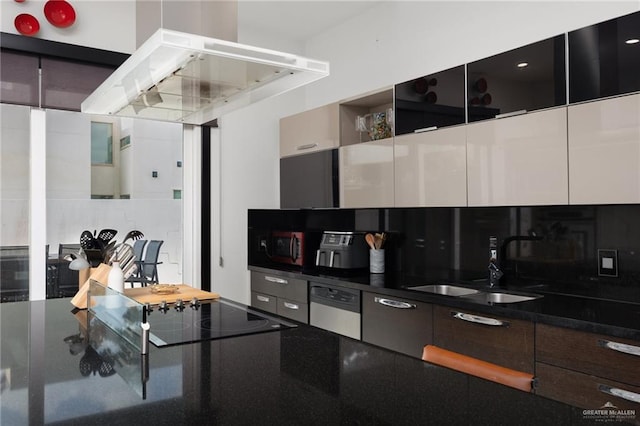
[467,35,566,123]
[280,149,339,209]
[394,65,465,135]
[569,11,640,103]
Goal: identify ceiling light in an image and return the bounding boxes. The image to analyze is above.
[517,62,528,68]
[625,38,639,45]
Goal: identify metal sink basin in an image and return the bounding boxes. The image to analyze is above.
[409,285,481,297]
[459,291,542,304]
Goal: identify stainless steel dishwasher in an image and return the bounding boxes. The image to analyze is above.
[309,282,361,340]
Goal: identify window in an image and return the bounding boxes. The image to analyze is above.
[91,121,113,165]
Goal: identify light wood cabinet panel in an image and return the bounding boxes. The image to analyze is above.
[339,138,394,208]
[466,108,568,206]
[568,93,640,204]
[394,126,467,207]
[280,103,340,158]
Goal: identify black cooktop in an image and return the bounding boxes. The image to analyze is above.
[147,298,296,347]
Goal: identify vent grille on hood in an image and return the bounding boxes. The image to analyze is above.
[81,29,329,124]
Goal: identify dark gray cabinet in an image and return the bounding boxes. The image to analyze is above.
[279,149,339,208]
[250,270,308,323]
[362,291,433,358]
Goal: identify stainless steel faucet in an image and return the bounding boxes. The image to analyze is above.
[488,261,503,288]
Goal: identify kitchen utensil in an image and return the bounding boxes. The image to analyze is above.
[44,0,77,28]
[365,233,376,250]
[374,233,386,249]
[96,229,117,246]
[14,14,40,36]
[122,230,144,244]
[80,230,98,250]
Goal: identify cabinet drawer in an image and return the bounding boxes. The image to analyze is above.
[251,291,277,314]
[536,323,640,386]
[362,292,433,358]
[277,298,309,324]
[433,305,534,373]
[536,362,640,413]
[250,271,307,302]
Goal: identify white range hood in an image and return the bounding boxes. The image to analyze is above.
[81,29,329,124]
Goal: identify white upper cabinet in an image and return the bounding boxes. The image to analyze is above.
[279,103,340,158]
[394,126,467,207]
[466,108,569,206]
[568,93,640,204]
[339,139,394,208]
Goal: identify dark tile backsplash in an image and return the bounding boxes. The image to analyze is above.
[249,205,640,303]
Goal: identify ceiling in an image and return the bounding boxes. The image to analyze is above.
[238,0,381,42]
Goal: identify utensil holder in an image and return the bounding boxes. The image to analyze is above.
[370,249,385,274]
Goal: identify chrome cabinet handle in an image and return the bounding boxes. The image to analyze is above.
[265,276,287,284]
[297,143,318,151]
[256,295,270,302]
[495,109,527,119]
[598,384,640,404]
[374,297,416,309]
[451,311,509,327]
[283,302,299,310]
[599,339,640,357]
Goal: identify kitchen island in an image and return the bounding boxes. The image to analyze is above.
[1,298,625,425]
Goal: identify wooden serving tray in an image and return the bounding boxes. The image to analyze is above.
[124,285,220,305]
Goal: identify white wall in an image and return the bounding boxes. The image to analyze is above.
[216,1,640,305]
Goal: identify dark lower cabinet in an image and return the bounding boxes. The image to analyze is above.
[362,291,433,359]
[535,323,640,414]
[433,305,535,373]
[250,270,309,324]
[536,323,640,386]
[535,362,640,414]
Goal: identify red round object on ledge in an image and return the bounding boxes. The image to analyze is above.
[14,0,27,3]
[14,13,40,36]
[44,0,76,28]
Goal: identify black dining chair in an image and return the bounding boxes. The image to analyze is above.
[127,240,163,287]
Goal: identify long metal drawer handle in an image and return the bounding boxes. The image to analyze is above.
[297,143,318,151]
[452,311,508,327]
[283,302,299,310]
[599,339,640,357]
[265,276,288,284]
[374,297,416,309]
[256,295,270,302]
[598,384,640,404]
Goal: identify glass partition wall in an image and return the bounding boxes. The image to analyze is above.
[0,104,185,301]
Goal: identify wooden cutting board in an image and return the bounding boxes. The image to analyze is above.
[123,285,220,305]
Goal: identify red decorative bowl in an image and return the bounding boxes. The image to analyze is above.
[44,0,76,28]
[14,14,40,36]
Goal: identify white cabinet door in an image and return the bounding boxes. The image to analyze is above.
[280,103,340,158]
[394,126,467,207]
[466,108,568,206]
[339,138,394,208]
[568,93,640,204]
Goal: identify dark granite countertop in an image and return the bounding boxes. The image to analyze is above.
[249,265,640,341]
[0,298,614,425]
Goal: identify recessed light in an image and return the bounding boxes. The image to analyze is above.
[625,38,639,45]
[517,62,528,68]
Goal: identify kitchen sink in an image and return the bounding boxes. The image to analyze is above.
[409,284,481,297]
[459,291,542,304]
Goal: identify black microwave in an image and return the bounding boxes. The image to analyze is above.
[271,231,305,266]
